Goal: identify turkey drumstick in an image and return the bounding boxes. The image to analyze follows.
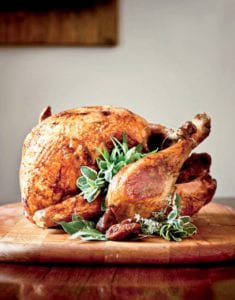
[106,113,214,222]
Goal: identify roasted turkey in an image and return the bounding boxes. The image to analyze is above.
[20,106,216,228]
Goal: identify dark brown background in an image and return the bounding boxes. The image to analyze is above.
[0,0,118,45]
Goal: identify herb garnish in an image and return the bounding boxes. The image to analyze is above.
[76,133,158,203]
[59,214,107,241]
[59,194,197,242]
[60,134,197,242]
[135,194,197,241]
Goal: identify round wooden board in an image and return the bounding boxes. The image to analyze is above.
[0,202,235,264]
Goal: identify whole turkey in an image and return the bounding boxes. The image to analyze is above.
[20,106,216,228]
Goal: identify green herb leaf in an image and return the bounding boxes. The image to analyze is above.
[174,193,181,208]
[70,229,107,241]
[135,194,197,242]
[80,166,97,180]
[167,207,178,221]
[59,214,107,241]
[59,214,95,235]
[101,198,106,212]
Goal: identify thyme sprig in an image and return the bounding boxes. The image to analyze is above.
[135,194,197,241]
[76,133,158,203]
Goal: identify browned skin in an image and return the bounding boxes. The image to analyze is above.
[148,121,196,150]
[106,113,215,222]
[177,153,212,183]
[175,153,216,216]
[176,175,217,216]
[33,195,102,228]
[20,106,151,227]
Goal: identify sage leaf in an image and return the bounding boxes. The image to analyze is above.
[80,166,97,180]
[70,229,107,241]
[135,193,198,242]
[60,215,107,241]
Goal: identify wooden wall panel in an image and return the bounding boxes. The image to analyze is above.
[0,0,118,45]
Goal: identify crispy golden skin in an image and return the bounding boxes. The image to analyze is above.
[20,106,151,226]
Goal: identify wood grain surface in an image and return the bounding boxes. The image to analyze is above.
[0,0,118,45]
[0,202,235,264]
[0,262,235,299]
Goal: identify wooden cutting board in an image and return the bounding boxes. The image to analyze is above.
[0,202,235,264]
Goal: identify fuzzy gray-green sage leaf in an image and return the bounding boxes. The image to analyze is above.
[59,214,107,241]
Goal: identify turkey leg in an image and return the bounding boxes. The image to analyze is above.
[106,113,212,222]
